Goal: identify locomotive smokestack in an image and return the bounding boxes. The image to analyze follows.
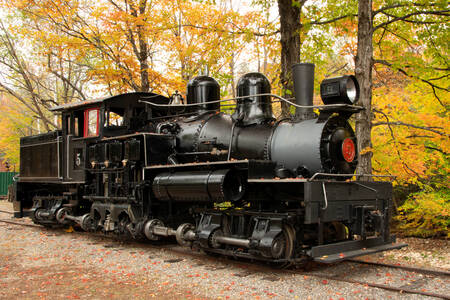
[292,63,315,120]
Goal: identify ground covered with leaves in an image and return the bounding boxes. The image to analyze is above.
[0,201,448,299]
[373,237,449,271]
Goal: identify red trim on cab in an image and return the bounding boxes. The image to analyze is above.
[83,107,100,137]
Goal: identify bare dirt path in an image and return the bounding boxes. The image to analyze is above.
[0,200,448,299]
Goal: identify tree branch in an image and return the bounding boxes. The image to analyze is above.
[308,14,357,25]
[372,2,437,16]
[372,120,449,137]
[374,59,449,109]
[157,23,280,37]
[425,146,448,155]
[374,9,450,31]
[372,109,421,177]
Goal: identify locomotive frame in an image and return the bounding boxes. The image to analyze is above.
[11,63,406,266]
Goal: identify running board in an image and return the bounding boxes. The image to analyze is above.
[308,236,407,263]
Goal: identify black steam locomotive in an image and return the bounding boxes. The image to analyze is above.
[11,63,405,266]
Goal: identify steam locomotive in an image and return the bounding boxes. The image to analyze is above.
[11,63,405,266]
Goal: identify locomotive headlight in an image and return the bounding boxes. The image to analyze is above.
[320,75,360,105]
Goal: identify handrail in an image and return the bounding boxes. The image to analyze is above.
[321,182,328,210]
[308,173,396,181]
[139,93,364,110]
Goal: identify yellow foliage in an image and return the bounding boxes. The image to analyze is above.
[3,0,255,95]
[372,72,449,187]
[0,96,35,167]
[396,190,450,238]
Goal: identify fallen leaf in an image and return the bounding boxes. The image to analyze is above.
[65,226,74,233]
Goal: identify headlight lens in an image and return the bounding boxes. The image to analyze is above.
[320,75,360,105]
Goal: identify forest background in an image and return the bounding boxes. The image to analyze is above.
[0,0,448,237]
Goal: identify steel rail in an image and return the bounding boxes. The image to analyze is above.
[301,272,450,300]
[347,258,450,277]
[159,246,450,299]
[0,219,42,228]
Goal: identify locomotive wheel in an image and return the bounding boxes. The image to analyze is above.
[144,219,164,241]
[79,214,93,232]
[55,208,71,225]
[33,208,45,221]
[176,223,195,247]
[331,221,348,241]
[208,229,223,249]
[269,224,295,269]
[117,216,131,238]
[324,222,348,242]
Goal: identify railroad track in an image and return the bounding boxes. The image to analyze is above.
[291,268,449,300]
[153,243,450,299]
[347,258,450,277]
[0,216,449,299]
[0,218,42,228]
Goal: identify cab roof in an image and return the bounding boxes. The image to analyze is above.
[50,92,170,112]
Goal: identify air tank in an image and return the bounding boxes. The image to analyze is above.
[186,76,220,112]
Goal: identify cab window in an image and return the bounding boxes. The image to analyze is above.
[84,108,99,137]
[105,108,124,127]
[64,115,71,135]
[72,110,84,137]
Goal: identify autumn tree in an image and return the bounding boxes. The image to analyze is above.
[160,0,251,89]
[353,0,449,177]
[8,0,167,94]
[0,21,88,131]
[266,0,356,116]
[270,0,448,180]
[0,94,34,166]
[276,0,302,117]
[323,0,449,236]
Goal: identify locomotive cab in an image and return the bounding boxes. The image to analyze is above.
[12,92,171,218]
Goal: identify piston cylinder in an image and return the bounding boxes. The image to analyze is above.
[152,169,245,202]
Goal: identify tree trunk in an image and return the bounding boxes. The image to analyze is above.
[355,0,373,178]
[229,53,236,97]
[277,0,303,118]
[229,0,236,98]
[138,0,149,92]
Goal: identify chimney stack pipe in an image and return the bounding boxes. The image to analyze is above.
[292,63,315,120]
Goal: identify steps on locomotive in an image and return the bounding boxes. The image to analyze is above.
[309,236,407,263]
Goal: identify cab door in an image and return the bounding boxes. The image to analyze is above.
[63,107,101,182]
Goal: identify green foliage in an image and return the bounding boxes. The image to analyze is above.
[396,189,450,238]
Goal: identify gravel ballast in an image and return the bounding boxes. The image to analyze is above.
[0,201,448,299]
